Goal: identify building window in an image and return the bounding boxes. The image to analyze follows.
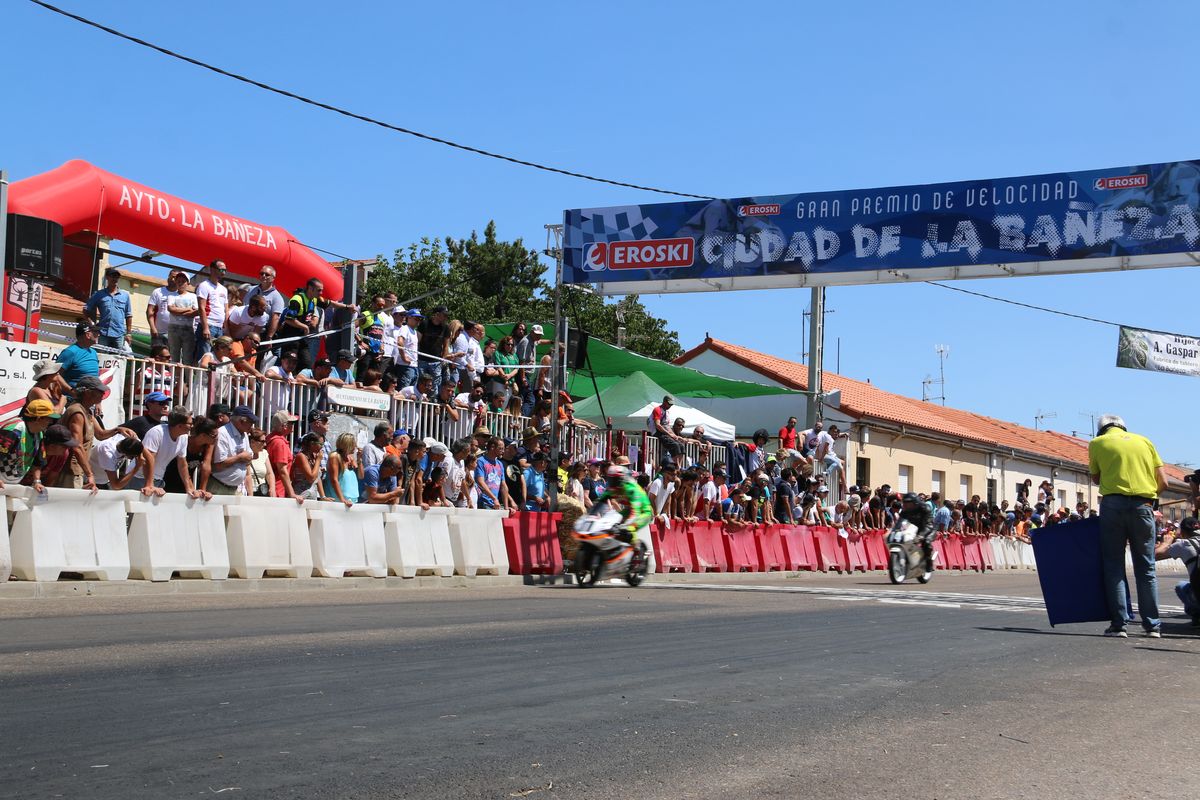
[899,465,912,494]
[960,474,972,502]
[931,470,944,497]
[987,478,997,506]
[1076,492,1084,506]
[1057,489,1067,509]
[855,457,870,489]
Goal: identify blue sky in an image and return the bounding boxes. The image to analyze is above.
[3,0,1198,461]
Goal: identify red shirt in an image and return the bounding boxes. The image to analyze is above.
[779,426,797,450]
[266,432,294,498]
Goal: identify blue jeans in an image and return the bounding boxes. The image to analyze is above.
[395,365,417,389]
[1174,581,1199,617]
[1099,494,1160,630]
[418,358,442,396]
[98,334,124,350]
[195,323,223,358]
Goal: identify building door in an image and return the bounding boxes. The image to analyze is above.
[899,465,912,494]
[960,475,971,502]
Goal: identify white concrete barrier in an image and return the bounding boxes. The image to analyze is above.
[384,505,454,578]
[226,496,314,579]
[1018,541,1037,569]
[305,500,388,578]
[989,537,1010,569]
[9,487,133,581]
[127,494,233,581]
[446,508,509,577]
[0,488,16,583]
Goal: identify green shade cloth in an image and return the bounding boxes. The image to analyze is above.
[483,323,796,400]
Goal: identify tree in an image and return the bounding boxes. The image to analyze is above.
[359,222,681,361]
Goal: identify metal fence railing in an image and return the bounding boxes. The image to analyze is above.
[121,357,611,461]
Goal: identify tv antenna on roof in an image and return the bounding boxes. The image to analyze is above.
[1034,410,1058,430]
[922,344,949,404]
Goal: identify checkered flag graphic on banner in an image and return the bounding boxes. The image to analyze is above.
[575,207,659,245]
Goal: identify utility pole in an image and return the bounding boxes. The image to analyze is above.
[805,286,824,428]
[0,170,8,335]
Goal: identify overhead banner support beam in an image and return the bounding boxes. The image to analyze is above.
[562,160,1200,295]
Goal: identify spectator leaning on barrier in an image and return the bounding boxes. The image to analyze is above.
[141,406,207,497]
[291,432,327,501]
[245,428,273,497]
[360,454,402,504]
[399,439,428,509]
[324,432,361,507]
[210,405,257,495]
[164,416,217,496]
[1089,414,1168,638]
[362,422,391,472]
[89,432,153,492]
[0,399,59,483]
[475,436,513,511]
[61,376,134,490]
[85,267,133,351]
[442,439,471,508]
[27,423,81,491]
[123,391,169,441]
[58,322,101,388]
[524,451,549,512]
[1154,516,1200,625]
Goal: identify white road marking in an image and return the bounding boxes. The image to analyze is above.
[646,582,1186,617]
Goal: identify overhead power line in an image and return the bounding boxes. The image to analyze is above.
[923,281,1123,328]
[26,0,714,201]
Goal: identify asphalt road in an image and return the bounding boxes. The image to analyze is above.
[0,575,1196,799]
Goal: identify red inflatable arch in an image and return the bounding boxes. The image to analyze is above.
[6,159,342,340]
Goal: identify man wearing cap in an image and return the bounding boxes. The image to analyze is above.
[28,359,70,417]
[0,399,60,483]
[393,308,422,389]
[1089,414,1168,638]
[123,391,170,441]
[85,267,134,351]
[58,323,101,388]
[417,305,451,395]
[210,405,258,495]
[1154,517,1200,624]
[59,376,135,489]
[330,350,356,386]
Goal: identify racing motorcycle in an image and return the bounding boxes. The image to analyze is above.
[886,519,935,584]
[571,502,648,588]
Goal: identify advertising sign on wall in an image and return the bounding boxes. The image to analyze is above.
[1116,325,1200,378]
[564,160,1200,294]
[0,341,126,424]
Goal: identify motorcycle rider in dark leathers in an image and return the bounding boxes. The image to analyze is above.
[899,492,936,570]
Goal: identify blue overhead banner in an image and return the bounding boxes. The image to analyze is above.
[563,160,1200,294]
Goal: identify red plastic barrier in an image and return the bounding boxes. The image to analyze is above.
[840,530,868,572]
[960,534,982,572]
[723,525,759,572]
[931,536,948,570]
[651,520,692,573]
[778,525,816,570]
[810,526,850,572]
[502,512,563,575]
[941,534,966,570]
[862,529,889,570]
[756,525,788,571]
[687,520,729,572]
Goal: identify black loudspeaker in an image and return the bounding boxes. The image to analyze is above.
[566,329,589,369]
[5,214,64,281]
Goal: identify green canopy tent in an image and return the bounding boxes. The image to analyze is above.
[571,371,737,440]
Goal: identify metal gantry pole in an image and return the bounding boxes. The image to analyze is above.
[546,223,564,503]
[0,170,8,337]
[805,286,824,428]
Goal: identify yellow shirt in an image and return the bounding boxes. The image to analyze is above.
[1088,428,1163,499]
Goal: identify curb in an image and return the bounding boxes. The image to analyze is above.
[0,574,526,599]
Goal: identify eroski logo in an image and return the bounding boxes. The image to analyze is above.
[1094,174,1149,191]
[738,204,781,217]
[583,238,694,271]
